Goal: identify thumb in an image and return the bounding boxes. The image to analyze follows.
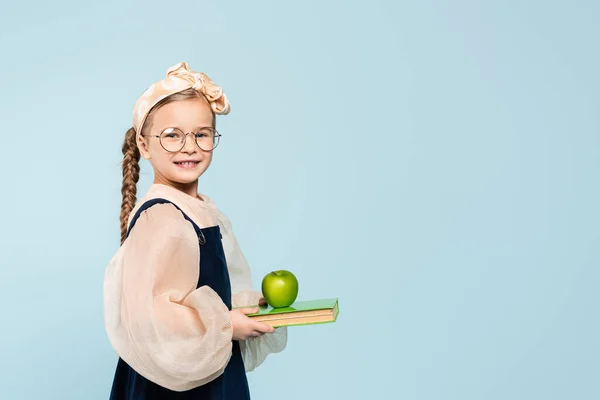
[237,307,259,315]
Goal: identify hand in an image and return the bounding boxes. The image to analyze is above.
[230,307,275,341]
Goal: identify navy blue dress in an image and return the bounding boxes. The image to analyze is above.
[109,198,251,400]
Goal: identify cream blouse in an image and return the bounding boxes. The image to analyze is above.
[103,183,287,392]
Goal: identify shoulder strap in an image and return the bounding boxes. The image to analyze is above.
[125,197,206,245]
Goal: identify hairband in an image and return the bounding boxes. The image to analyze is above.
[132,61,231,137]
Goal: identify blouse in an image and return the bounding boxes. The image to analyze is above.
[103,183,287,392]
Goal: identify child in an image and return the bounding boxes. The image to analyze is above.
[103,61,287,399]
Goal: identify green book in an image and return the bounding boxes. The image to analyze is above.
[246,298,339,328]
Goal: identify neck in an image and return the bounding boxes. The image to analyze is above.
[154,177,199,198]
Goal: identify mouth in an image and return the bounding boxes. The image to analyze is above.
[174,160,200,169]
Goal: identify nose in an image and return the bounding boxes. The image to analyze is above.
[181,132,198,153]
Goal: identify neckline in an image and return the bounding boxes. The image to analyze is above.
[150,183,210,206]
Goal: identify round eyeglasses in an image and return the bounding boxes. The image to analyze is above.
[144,127,221,152]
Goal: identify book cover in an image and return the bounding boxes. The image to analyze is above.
[245,298,339,328]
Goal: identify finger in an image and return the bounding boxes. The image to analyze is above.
[237,307,259,315]
[253,321,276,334]
[251,328,271,338]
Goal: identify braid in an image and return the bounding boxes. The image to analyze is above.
[120,127,140,244]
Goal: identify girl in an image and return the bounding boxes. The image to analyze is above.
[103,61,287,399]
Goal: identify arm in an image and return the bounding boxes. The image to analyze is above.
[103,204,233,392]
[215,206,288,371]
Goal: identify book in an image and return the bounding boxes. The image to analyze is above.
[245,298,339,328]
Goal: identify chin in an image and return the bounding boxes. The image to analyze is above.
[169,174,202,184]
[169,168,207,183]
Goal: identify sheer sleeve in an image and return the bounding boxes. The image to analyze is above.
[103,203,233,392]
[214,205,288,371]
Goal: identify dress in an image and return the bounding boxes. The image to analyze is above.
[103,184,287,398]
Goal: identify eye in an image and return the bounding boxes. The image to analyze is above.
[195,128,214,138]
[161,128,183,139]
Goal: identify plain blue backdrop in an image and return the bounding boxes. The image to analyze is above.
[0,1,598,399]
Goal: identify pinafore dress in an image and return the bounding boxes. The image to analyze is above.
[109,198,250,400]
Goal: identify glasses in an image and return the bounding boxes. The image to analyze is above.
[144,127,221,152]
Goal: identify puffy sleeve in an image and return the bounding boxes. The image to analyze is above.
[103,203,233,392]
[215,205,288,371]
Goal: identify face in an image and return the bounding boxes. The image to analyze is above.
[138,98,215,193]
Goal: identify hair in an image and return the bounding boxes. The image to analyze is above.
[119,88,216,244]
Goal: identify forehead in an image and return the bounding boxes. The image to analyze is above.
[150,99,213,131]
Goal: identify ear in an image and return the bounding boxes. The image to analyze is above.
[138,135,151,160]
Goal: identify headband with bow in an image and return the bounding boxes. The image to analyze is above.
[132,62,231,137]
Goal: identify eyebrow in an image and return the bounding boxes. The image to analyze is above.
[162,125,213,131]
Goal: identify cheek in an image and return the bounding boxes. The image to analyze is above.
[148,143,173,165]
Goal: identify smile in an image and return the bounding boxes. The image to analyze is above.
[174,161,200,168]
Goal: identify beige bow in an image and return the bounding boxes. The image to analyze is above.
[133,62,231,136]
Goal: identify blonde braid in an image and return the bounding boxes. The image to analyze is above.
[120,127,140,244]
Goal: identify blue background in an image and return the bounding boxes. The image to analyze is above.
[0,1,598,399]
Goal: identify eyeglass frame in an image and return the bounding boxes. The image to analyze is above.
[141,126,222,153]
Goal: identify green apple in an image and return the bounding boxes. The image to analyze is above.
[261,270,299,308]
